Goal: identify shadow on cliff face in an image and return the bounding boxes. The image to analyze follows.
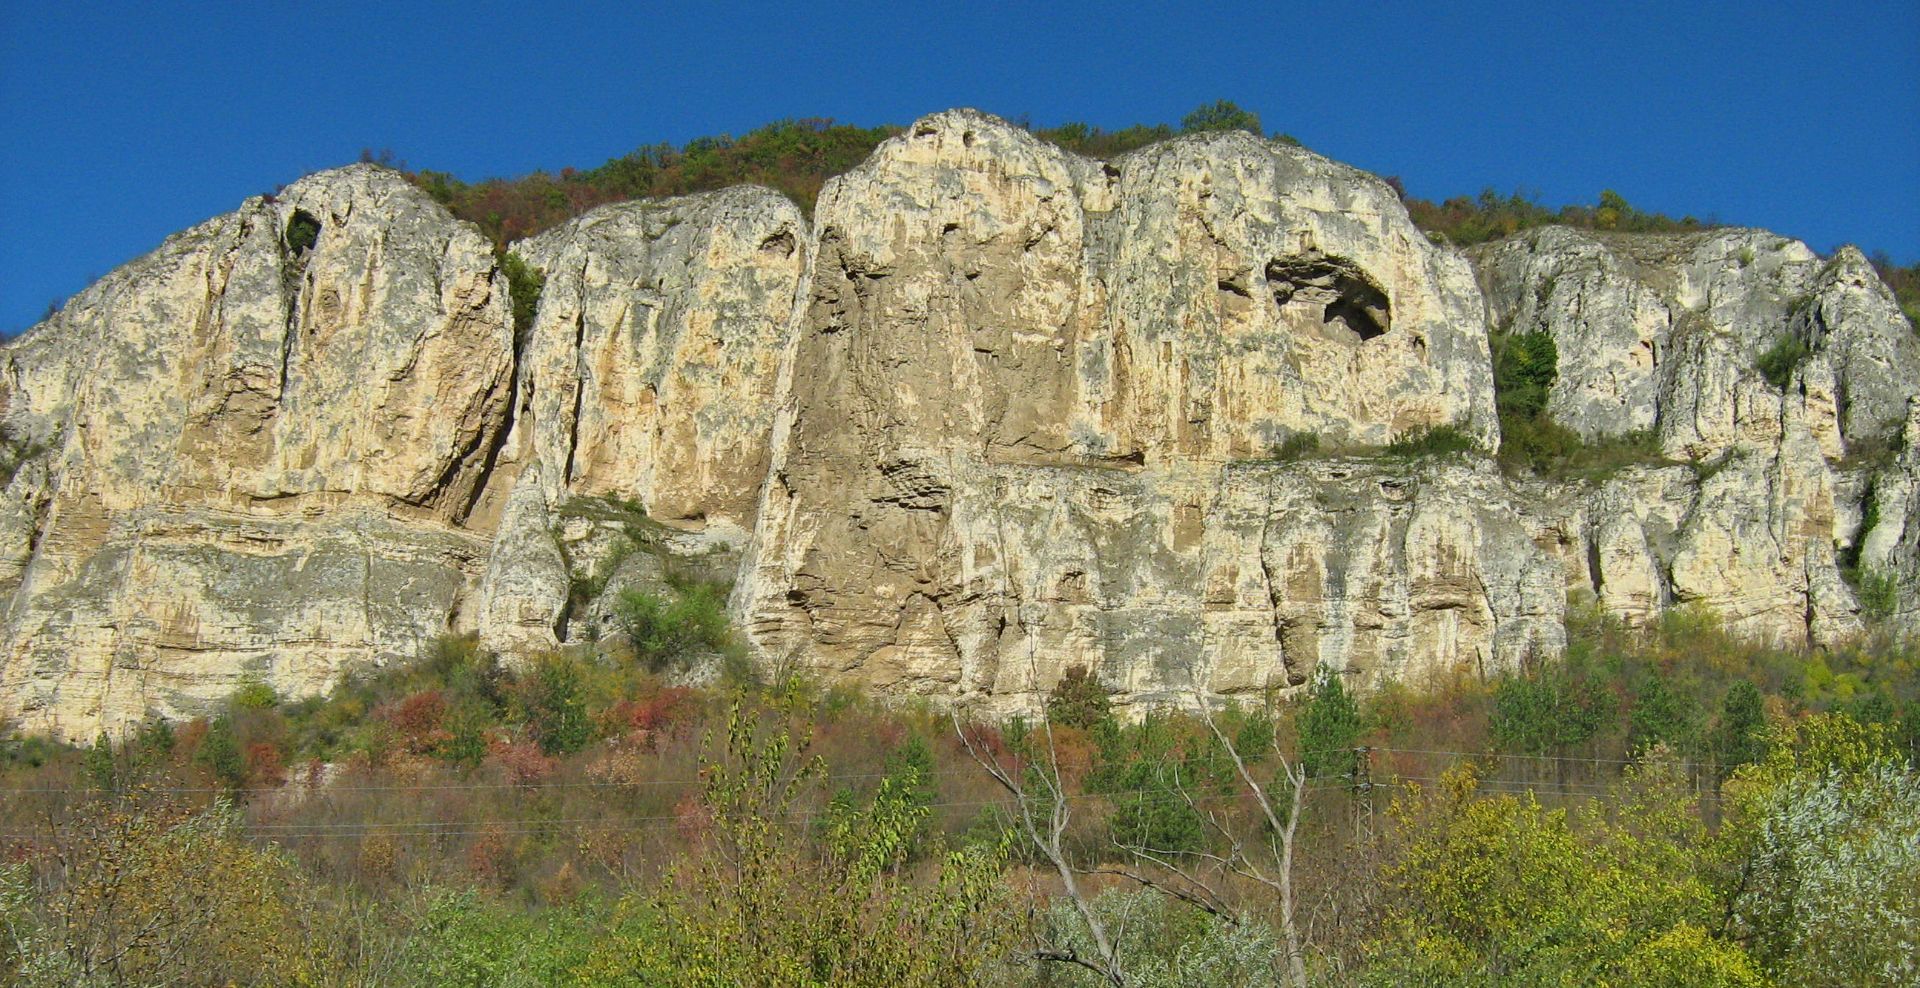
[1266,251,1392,342]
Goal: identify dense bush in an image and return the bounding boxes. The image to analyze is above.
[613,581,732,673]
[501,252,544,339]
[1382,423,1481,458]
[1721,714,1920,986]
[1045,663,1114,731]
[1489,660,1611,757]
[2,799,345,987]
[1488,325,1674,478]
[1492,330,1557,419]
[1179,99,1263,136]
[1372,758,1762,986]
[1491,327,1571,474]
[283,210,321,253]
[1298,669,1363,779]
[1399,186,1712,248]
[519,654,593,755]
[1032,889,1291,988]
[1756,333,1811,389]
[1853,566,1900,622]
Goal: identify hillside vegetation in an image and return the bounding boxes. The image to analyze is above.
[3,598,1915,986]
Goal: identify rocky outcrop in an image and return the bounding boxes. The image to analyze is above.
[2,111,1915,738]
[1472,227,1920,648]
[1470,227,1920,456]
[465,187,808,655]
[734,111,1506,713]
[506,188,807,530]
[0,165,516,733]
[1855,399,1920,629]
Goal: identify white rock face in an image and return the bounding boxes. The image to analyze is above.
[1855,400,1920,629]
[1473,228,1917,457]
[2,111,1915,738]
[733,110,1510,712]
[507,188,808,526]
[474,463,569,656]
[1472,226,1920,649]
[0,165,515,734]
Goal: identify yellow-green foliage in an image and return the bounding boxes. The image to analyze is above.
[7,601,1919,987]
[1,799,352,987]
[1718,715,1920,986]
[1382,424,1481,459]
[1372,758,1762,985]
[613,582,732,673]
[501,252,545,339]
[1755,334,1810,390]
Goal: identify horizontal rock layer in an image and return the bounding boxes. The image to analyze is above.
[2,112,1915,737]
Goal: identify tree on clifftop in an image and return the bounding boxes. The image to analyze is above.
[1181,100,1263,136]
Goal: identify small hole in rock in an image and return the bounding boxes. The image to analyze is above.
[285,210,321,254]
[1325,295,1388,340]
[758,230,796,256]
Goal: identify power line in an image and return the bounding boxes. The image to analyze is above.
[0,780,1369,841]
[0,743,1661,796]
[0,751,1701,844]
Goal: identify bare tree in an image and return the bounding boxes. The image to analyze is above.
[955,711,1129,986]
[1097,695,1311,987]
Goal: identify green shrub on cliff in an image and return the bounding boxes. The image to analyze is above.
[614,582,732,673]
[1383,424,1480,458]
[1756,333,1810,389]
[501,252,544,339]
[1180,99,1263,136]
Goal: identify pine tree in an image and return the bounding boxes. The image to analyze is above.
[83,731,117,792]
[1299,668,1363,780]
[1712,681,1768,780]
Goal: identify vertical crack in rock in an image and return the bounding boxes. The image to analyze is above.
[561,309,587,487]
[1253,483,1293,683]
[277,212,316,398]
[454,265,527,526]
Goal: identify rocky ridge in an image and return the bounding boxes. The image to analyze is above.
[2,111,1914,736]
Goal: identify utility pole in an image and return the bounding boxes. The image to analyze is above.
[1351,745,1375,846]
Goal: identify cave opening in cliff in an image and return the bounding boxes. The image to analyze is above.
[1266,252,1391,342]
[285,210,321,254]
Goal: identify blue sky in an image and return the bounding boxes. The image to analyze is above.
[3,0,1916,334]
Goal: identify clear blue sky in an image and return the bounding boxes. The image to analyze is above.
[3,0,1916,334]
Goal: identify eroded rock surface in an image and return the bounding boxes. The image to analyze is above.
[735,111,1509,713]
[0,165,516,732]
[1473,228,1920,648]
[2,111,1915,738]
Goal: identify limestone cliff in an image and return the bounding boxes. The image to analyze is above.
[0,166,515,733]
[1,112,1914,738]
[1472,228,1920,647]
[474,188,807,656]
[733,110,1513,714]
